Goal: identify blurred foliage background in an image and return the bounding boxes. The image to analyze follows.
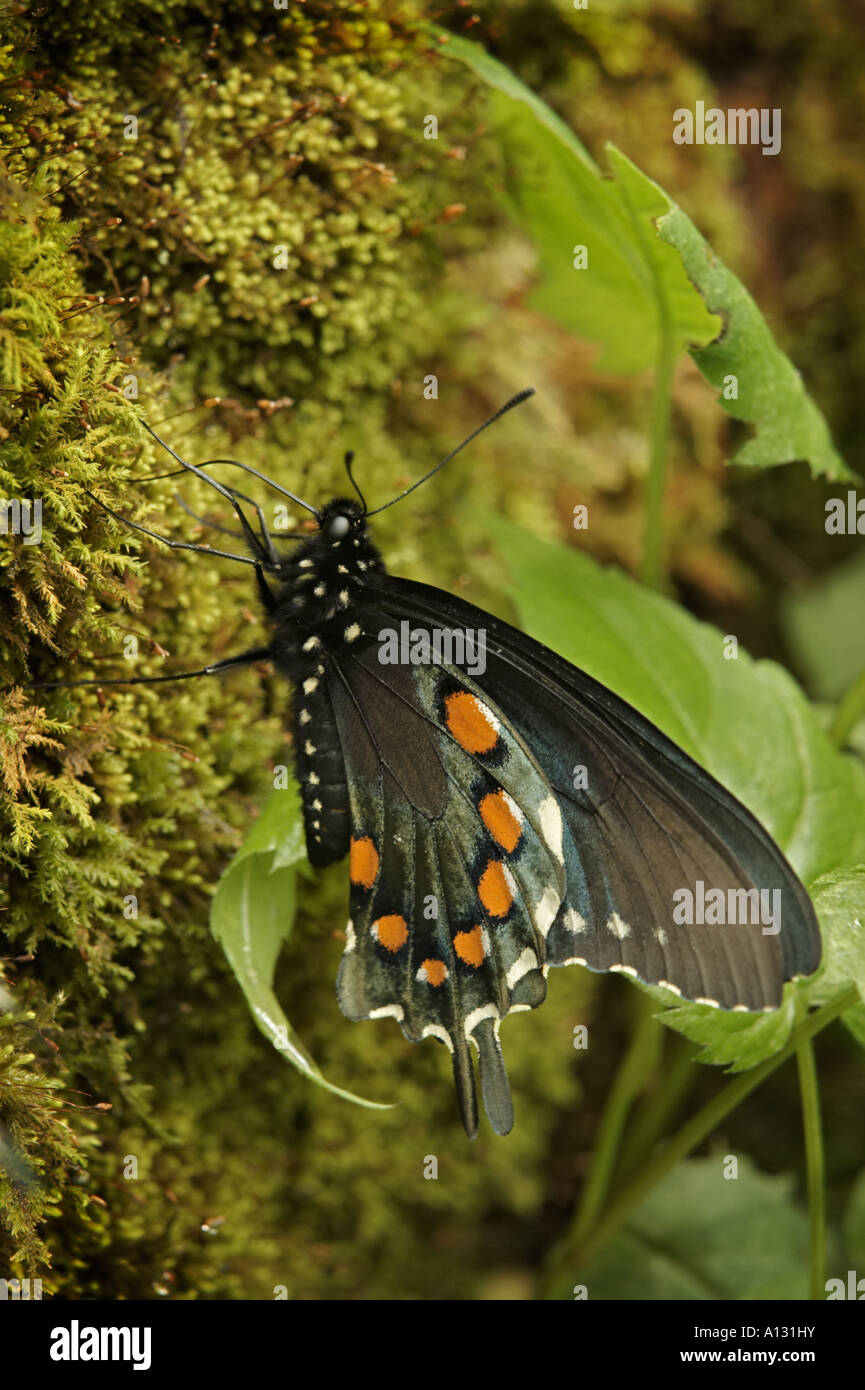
[1,0,864,1299]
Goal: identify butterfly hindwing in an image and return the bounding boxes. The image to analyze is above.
[368,576,820,1012]
[328,643,567,1136]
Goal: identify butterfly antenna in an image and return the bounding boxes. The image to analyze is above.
[366,388,535,518]
[24,648,272,693]
[344,450,368,515]
[141,422,320,518]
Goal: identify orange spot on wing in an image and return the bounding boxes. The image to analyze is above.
[421,958,448,986]
[445,691,499,754]
[372,914,409,952]
[350,835,379,889]
[478,859,514,917]
[480,790,522,852]
[454,926,485,968]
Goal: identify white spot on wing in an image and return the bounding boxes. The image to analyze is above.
[538,795,564,864]
[606,912,631,940]
[464,1002,499,1040]
[303,678,318,695]
[345,919,356,954]
[564,908,587,935]
[658,979,682,997]
[369,1004,404,1022]
[421,1024,454,1053]
[506,947,538,989]
[535,886,560,938]
[610,964,638,978]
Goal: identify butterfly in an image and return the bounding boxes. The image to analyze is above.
[44,390,821,1138]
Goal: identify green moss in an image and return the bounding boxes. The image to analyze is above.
[4,0,862,1301]
[1,0,583,1298]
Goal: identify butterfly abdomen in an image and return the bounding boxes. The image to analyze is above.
[267,500,384,868]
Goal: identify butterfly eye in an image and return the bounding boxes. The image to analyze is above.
[326,515,351,540]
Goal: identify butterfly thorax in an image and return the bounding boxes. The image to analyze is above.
[267,498,385,867]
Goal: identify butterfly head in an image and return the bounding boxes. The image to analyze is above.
[317,497,366,546]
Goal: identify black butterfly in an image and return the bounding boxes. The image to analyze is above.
[43,391,821,1138]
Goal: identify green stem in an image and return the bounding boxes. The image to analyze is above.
[615,1033,699,1185]
[574,993,659,1241]
[827,661,865,748]
[796,1039,826,1300]
[640,324,675,590]
[542,987,857,1297]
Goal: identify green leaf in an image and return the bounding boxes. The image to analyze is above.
[781,550,865,701]
[440,32,719,375]
[806,866,865,1007]
[441,31,852,481]
[210,786,390,1112]
[570,1156,809,1299]
[487,517,865,1062]
[657,206,856,479]
[652,995,797,1072]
